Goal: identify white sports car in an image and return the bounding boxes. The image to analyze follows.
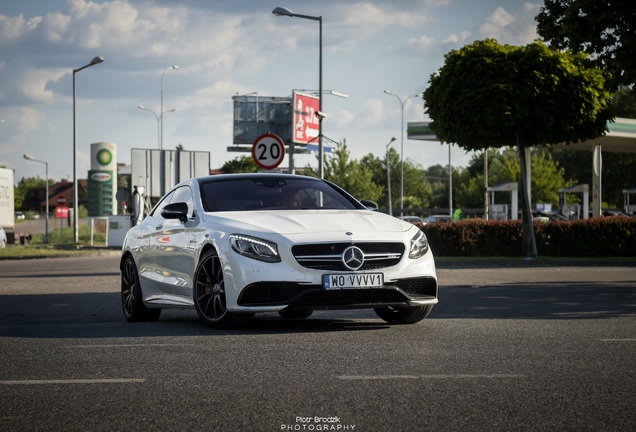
[120,173,438,328]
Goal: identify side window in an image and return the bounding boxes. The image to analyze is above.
[171,186,194,217]
[150,190,175,218]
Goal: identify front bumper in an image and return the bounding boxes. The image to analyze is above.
[236,276,438,311]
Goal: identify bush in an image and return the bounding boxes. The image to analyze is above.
[420,217,636,257]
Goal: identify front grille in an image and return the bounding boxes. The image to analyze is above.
[237,282,412,309]
[292,242,405,271]
[294,288,409,308]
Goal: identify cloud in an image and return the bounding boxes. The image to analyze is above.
[478,2,540,44]
[360,98,385,127]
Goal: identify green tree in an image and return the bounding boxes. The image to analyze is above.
[360,148,433,213]
[360,147,398,211]
[16,176,50,211]
[453,148,572,210]
[424,39,612,257]
[611,87,636,118]
[401,159,433,212]
[551,148,636,207]
[424,164,450,208]
[536,0,636,89]
[220,156,258,173]
[320,139,382,203]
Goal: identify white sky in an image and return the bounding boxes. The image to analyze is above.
[0,0,541,182]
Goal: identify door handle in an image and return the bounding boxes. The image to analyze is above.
[155,224,163,230]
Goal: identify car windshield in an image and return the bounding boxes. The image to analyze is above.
[200,176,362,212]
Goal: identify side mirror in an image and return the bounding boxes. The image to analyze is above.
[161,202,189,223]
[360,200,378,211]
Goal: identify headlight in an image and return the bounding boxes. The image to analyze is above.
[229,234,281,263]
[408,230,429,259]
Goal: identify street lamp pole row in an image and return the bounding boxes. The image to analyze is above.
[385,137,396,216]
[138,105,178,149]
[73,56,104,244]
[383,90,420,217]
[273,6,324,178]
[160,65,179,150]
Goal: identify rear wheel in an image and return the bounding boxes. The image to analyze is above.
[121,255,161,322]
[194,249,254,328]
[374,305,433,325]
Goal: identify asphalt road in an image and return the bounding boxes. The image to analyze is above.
[0,256,635,432]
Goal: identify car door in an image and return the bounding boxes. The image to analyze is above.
[148,185,196,302]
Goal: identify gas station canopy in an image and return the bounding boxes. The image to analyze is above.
[407,117,636,152]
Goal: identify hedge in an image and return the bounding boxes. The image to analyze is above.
[419,217,636,257]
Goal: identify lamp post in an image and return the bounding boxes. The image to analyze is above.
[273,6,324,178]
[385,137,396,216]
[73,56,104,244]
[160,65,179,150]
[23,154,49,243]
[384,90,419,217]
[138,105,177,149]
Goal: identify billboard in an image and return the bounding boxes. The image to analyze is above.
[232,95,292,145]
[131,149,210,198]
[292,91,319,144]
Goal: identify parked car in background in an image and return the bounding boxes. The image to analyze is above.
[532,211,569,222]
[423,215,452,224]
[14,212,25,220]
[0,226,7,248]
[399,216,424,224]
[121,174,438,328]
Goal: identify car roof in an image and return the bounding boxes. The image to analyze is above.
[195,173,322,183]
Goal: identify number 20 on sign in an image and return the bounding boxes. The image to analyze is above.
[252,133,286,170]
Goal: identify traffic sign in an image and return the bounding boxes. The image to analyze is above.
[252,133,285,170]
[57,195,66,205]
[55,206,69,219]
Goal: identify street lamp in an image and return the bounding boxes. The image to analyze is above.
[73,55,104,244]
[23,154,49,243]
[161,65,179,150]
[138,105,177,149]
[383,90,419,217]
[273,6,324,178]
[385,137,396,216]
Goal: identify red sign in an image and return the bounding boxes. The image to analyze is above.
[292,92,320,144]
[55,206,69,219]
[252,134,285,170]
[56,195,66,205]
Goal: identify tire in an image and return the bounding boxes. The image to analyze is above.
[374,305,433,325]
[194,249,254,328]
[121,255,161,322]
[278,307,313,319]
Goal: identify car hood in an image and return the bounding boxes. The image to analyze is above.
[203,210,412,236]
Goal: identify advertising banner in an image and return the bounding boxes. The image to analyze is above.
[292,92,319,144]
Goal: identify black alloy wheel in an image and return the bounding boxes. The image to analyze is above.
[193,249,254,328]
[121,255,161,322]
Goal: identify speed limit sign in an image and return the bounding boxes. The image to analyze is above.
[252,133,286,170]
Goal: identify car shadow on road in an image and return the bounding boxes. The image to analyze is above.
[0,292,391,339]
[1,282,634,339]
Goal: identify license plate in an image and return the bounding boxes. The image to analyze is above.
[323,273,384,290]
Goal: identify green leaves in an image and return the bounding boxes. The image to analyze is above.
[423,39,612,152]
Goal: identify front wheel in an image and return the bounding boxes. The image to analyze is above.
[194,249,254,328]
[374,305,433,325]
[121,255,161,322]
